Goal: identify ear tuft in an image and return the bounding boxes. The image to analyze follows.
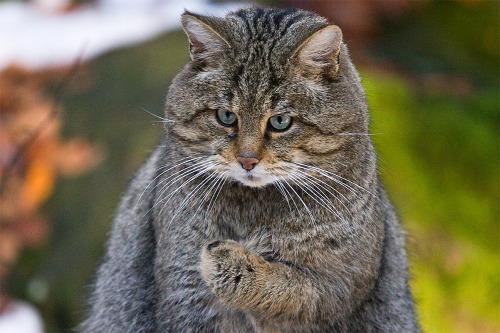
[181,13,230,66]
[293,25,343,79]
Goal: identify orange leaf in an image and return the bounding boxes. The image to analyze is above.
[20,158,55,212]
[57,139,103,176]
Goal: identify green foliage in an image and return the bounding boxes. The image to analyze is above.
[375,1,500,85]
[363,72,499,332]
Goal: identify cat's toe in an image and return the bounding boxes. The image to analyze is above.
[200,240,248,297]
[203,239,243,258]
[206,240,222,251]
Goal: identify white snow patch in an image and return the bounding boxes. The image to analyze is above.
[0,0,245,71]
[0,301,43,333]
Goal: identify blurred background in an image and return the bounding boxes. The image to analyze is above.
[0,0,498,332]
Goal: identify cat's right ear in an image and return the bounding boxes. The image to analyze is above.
[181,12,230,66]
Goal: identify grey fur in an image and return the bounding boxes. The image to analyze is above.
[82,7,419,332]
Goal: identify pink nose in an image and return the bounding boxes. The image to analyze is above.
[236,156,260,171]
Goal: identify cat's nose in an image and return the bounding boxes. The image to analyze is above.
[236,156,260,171]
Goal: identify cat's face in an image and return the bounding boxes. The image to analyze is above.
[166,8,368,188]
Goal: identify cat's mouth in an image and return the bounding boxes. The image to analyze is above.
[228,163,275,187]
[244,174,257,181]
[233,172,269,187]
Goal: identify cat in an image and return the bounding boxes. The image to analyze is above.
[82,7,419,333]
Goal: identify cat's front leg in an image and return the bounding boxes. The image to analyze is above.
[200,240,319,325]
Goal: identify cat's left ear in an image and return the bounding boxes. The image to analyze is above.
[292,25,343,79]
[181,12,230,66]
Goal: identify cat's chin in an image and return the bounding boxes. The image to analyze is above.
[232,173,273,188]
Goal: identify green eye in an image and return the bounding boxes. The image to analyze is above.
[268,115,292,132]
[216,109,237,126]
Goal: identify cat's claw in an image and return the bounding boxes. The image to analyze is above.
[200,239,271,306]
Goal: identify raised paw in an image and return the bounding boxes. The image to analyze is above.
[200,239,271,306]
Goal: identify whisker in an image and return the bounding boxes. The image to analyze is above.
[292,163,363,199]
[272,178,294,220]
[291,168,355,220]
[152,159,214,207]
[289,175,347,224]
[136,159,213,222]
[336,133,383,136]
[135,155,208,207]
[292,162,381,204]
[151,120,177,124]
[164,169,219,230]
[140,106,176,123]
[280,176,316,227]
[204,173,228,223]
[155,168,215,225]
[276,176,303,222]
[153,163,215,215]
[288,176,355,235]
[189,172,227,225]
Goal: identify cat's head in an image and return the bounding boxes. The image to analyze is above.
[165,8,370,188]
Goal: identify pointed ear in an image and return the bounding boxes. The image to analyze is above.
[181,12,230,66]
[292,25,343,79]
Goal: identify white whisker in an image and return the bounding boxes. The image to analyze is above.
[135,155,208,208]
[153,163,215,215]
[140,106,176,123]
[280,176,316,227]
[152,159,214,207]
[336,133,382,136]
[189,172,227,225]
[291,168,355,220]
[204,173,228,223]
[164,169,219,231]
[272,178,294,219]
[276,176,303,222]
[290,175,347,224]
[293,162,382,204]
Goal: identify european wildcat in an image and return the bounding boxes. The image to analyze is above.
[83,7,419,333]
